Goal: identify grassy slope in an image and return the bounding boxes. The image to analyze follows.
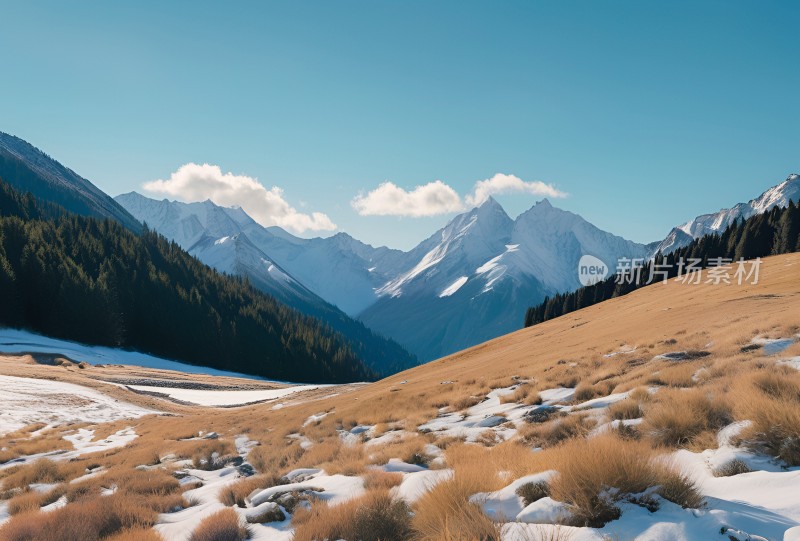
[2,253,799,539]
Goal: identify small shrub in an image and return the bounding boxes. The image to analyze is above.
[219,474,281,507]
[752,372,800,402]
[293,490,411,541]
[105,528,165,541]
[189,508,249,541]
[411,478,499,541]
[712,459,752,477]
[550,436,701,527]
[362,470,403,491]
[643,389,732,448]
[500,385,531,405]
[519,414,593,448]
[454,396,483,411]
[7,487,65,515]
[573,383,596,402]
[738,390,800,465]
[516,481,550,506]
[608,399,642,421]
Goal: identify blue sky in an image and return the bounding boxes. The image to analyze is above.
[1,1,797,249]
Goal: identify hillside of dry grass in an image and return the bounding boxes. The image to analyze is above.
[2,253,800,540]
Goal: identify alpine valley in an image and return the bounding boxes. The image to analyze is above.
[116,174,800,362]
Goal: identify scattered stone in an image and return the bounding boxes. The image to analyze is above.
[211,454,243,469]
[237,463,256,477]
[244,501,286,524]
[476,415,507,428]
[524,405,559,424]
[653,350,711,361]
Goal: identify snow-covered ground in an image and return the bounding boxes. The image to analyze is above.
[125,384,322,407]
[0,374,155,436]
[0,328,264,380]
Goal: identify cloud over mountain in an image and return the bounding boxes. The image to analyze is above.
[352,174,566,217]
[143,163,336,234]
[351,180,463,217]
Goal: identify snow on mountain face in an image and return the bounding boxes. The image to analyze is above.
[653,174,800,255]
[116,193,398,315]
[507,199,650,292]
[376,197,647,303]
[189,233,311,304]
[115,193,245,249]
[359,197,650,361]
[115,192,419,375]
[377,197,514,299]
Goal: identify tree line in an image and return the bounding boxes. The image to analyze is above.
[525,201,800,327]
[0,178,374,383]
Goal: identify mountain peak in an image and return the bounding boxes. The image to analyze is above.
[478,195,501,208]
[473,196,511,222]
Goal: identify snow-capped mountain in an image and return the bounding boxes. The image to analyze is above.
[653,174,800,254]
[115,192,418,375]
[0,132,141,231]
[359,197,650,361]
[119,191,405,316]
[119,192,652,362]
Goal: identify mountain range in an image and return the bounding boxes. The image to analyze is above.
[2,130,798,367]
[653,174,800,254]
[117,193,654,362]
[118,173,800,362]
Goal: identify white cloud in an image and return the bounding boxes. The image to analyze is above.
[465,173,567,207]
[351,174,566,217]
[351,180,463,217]
[143,163,336,234]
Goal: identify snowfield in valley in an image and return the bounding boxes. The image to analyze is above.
[0,374,155,436]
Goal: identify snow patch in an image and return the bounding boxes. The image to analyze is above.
[0,375,155,436]
[439,276,468,297]
[125,384,321,407]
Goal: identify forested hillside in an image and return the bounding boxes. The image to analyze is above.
[525,201,800,327]
[0,179,373,383]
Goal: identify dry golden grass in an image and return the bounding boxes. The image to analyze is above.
[518,414,595,449]
[293,489,411,541]
[628,386,652,403]
[608,399,642,421]
[735,369,800,465]
[219,474,281,507]
[411,478,499,541]
[646,363,699,388]
[105,528,165,541]
[550,435,702,527]
[7,486,65,515]
[1,493,164,541]
[499,384,534,405]
[366,433,433,468]
[188,508,249,541]
[0,426,76,463]
[642,388,732,449]
[362,469,403,490]
[1,459,85,492]
[452,395,482,411]
[573,383,597,402]
[0,254,797,538]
